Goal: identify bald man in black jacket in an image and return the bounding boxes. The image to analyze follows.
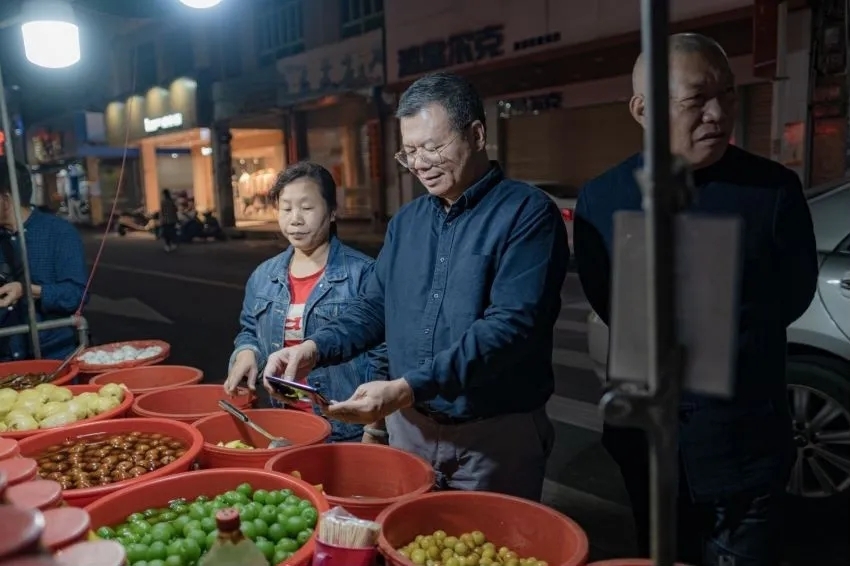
[574,34,818,566]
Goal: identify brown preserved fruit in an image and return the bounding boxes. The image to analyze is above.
[33,432,187,490]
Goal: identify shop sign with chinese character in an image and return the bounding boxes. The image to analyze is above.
[397,24,505,79]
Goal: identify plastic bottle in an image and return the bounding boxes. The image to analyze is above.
[197,508,268,566]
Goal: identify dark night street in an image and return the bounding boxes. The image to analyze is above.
[80,231,850,565]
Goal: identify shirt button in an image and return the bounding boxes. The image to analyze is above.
[424,328,430,334]
[12,352,20,359]
[432,293,439,299]
[439,257,446,263]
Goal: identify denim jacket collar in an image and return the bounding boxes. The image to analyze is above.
[268,235,349,284]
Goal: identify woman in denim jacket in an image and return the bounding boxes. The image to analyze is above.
[223,162,388,442]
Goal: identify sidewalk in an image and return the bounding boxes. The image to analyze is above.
[227,219,386,246]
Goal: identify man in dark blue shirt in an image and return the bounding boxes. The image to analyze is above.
[263,72,570,500]
[575,34,817,565]
[0,160,88,361]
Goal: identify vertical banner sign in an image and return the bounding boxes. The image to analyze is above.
[752,0,779,79]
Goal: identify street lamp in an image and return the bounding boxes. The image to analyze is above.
[20,0,81,68]
[178,0,224,8]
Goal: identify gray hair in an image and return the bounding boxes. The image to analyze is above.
[395,72,486,133]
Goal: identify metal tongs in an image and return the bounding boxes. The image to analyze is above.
[218,399,293,448]
[44,344,86,383]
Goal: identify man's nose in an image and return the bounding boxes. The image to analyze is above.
[702,98,726,123]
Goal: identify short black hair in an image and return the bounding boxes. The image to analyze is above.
[269,161,338,235]
[0,160,33,206]
[396,72,486,133]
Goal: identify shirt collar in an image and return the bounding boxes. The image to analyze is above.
[429,162,504,213]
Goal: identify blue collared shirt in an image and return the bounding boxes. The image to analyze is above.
[310,164,570,419]
[0,209,88,361]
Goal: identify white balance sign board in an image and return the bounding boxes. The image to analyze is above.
[608,211,742,398]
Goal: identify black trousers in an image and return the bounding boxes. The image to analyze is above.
[160,223,177,246]
[602,424,786,566]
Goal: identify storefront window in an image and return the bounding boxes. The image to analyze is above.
[233,158,279,222]
[307,127,371,219]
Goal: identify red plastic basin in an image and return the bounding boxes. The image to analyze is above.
[131,384,253,423]
[0,359,80,388]
[1,384,135,441]
[17,418,203,508]
[75,340,170,374]
[377,491,589,566]
[84,468,330,566]
[266,443,434,520]
[193,408,331,469]
[89,365,203,396]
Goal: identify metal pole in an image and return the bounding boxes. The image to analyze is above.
[0,61,42,358]
[770,1,789,163]
[641,0,680,563]
[0,314,88,339]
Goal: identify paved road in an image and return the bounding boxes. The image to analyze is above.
[80,232,848,564]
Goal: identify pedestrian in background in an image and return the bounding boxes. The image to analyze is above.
[223,161,388,443]
[574,33,818,566]
[262,72,570,501]
[159,188,179,252]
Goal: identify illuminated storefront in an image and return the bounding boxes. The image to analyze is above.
[105,77,286,217]
[214,29,386,223]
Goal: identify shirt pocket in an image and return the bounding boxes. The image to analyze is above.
[446,253,494,317]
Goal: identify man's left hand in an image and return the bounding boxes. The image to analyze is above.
[0,282,23,308]
[325,379,414,424]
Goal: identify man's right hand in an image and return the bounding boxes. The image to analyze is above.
[262,341,319,391]
[223,349,258,395]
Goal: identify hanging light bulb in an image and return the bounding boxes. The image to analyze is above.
[20,0,81,69]
[178,0,223,8]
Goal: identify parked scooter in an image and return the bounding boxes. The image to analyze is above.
[116,208,159,236]
[201,210,226,241]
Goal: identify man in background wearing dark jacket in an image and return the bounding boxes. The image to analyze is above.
[574,33,818,566]
[0,160,88,361]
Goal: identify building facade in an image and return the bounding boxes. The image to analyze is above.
[384,0,821,204]
[104,11,289,223]
[212,0,390,225]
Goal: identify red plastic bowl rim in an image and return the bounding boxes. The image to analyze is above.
[374,490,590,566]
[265,443,436,508]
[132,385,255,421]
[193,409,332,458]
[16,417,204,499]
[0,360,81,386]
[0,384,135,441]
[91,365,203,394]
[76,340,171,372]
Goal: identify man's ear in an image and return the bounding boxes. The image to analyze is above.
[470,120,486,152]
[629,94,646,127]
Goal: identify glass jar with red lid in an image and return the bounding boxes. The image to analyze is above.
[54,540,127,566]
[0,506,47,562]
[40,507,91,553]
[0,457,38,486]
[0,437,20,460]
[5,480,64,511]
